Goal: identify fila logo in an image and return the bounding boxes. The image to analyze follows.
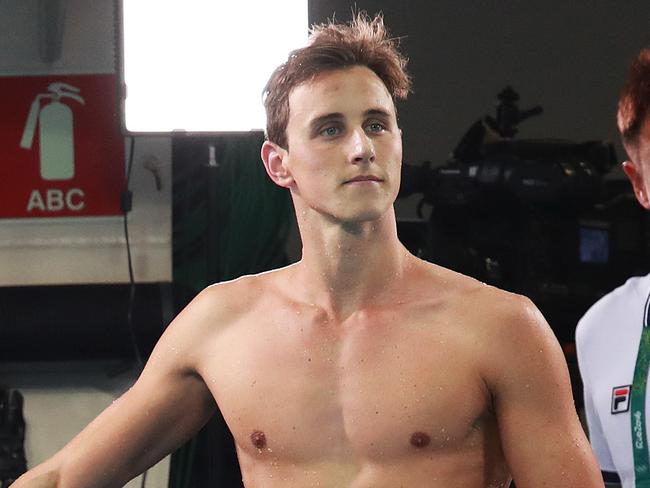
[611,385,632,414]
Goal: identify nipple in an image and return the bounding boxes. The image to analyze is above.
[251,430,267,449]
[410,431,431,448]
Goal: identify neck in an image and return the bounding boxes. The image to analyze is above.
[291,206,412,319]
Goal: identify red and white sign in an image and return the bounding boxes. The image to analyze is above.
[0,74,125,218]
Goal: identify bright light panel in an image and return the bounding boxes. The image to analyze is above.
[121,1,308,133]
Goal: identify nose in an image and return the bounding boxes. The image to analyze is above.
[349,128,375,165]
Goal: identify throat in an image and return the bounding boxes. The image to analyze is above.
[297,245,412,314]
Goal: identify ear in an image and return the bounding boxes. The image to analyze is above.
[622,160,650,209]
[261,141,294,188]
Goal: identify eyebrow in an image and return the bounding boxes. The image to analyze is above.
[363,108,392,119]
[308,108,393,131]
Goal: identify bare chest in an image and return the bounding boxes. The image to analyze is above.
[202,309,493,465]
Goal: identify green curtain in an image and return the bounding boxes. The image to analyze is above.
[169,133,293,487]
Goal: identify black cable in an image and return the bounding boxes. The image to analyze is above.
[139,468,148,488]
[122,136,143,367]
[123,137,148,488]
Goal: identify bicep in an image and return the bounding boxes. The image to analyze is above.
[486,298,603,487]
[50,324,216,487]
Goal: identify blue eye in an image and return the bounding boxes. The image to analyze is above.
[367,122,386,133]
[321,126,340,137]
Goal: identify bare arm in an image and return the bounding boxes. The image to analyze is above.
[11,288,223,488]
[482,295,604,487]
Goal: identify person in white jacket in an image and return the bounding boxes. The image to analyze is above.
[577,47,650,488]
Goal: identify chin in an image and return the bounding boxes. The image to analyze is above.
[339,204,391,224]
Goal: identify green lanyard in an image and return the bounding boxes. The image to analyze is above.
[632,291,650,487]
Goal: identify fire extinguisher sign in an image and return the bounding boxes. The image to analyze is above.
[0,74,125,218]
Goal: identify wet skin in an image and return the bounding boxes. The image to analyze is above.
[200,263,513,487]
[10,66,602,488]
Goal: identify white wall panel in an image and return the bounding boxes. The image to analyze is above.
[0,0,172,285]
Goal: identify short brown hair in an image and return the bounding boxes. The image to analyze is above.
[263,12,412,148]
[617,48,650,148]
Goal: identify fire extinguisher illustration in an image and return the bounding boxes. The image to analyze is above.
[20,82,85,181]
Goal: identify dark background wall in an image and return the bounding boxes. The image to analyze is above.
[310,0,650,215]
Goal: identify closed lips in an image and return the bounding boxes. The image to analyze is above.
[345,175,383,183]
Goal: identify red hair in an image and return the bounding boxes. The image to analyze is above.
[617,48,650,148]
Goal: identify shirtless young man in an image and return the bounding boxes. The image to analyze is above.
[13,13,602,488]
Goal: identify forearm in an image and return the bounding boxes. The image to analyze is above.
[10,453,132,488]
[10,462,60,488]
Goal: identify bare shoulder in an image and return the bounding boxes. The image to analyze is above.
[410,264,601,486]
[155,267,288,370]
[423,261,545,332]
[413,259,556,364]
[432,266,565,388]
[187,274,267,321]
[178,267,286,328]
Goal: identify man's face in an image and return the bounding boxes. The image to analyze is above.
[623,115,650,209]
[272,65,403,223]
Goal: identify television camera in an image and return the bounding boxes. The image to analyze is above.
[398,87,650,347]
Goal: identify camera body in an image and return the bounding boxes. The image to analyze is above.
[398,88,650,345]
